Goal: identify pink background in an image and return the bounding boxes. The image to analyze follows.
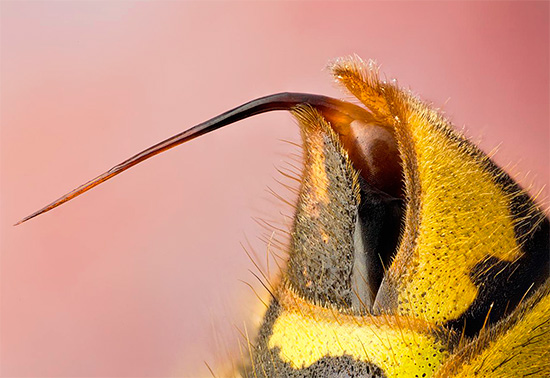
[1,2,548,377]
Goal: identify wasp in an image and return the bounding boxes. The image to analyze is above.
[18,57,550,377]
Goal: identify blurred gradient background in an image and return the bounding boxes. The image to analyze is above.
[1,1,548,377]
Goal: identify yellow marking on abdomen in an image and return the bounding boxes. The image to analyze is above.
[396,113,521,323]
[268,307,449,377]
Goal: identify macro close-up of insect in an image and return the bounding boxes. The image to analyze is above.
[13,56,550,377]
[2,2,549,378]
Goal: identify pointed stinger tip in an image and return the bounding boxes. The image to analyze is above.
[14,93,368,226]
[14,219,26,227]
[14,212,39,226]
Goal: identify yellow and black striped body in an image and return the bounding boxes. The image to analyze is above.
[241,58,549,378]
[17,55,548,378]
